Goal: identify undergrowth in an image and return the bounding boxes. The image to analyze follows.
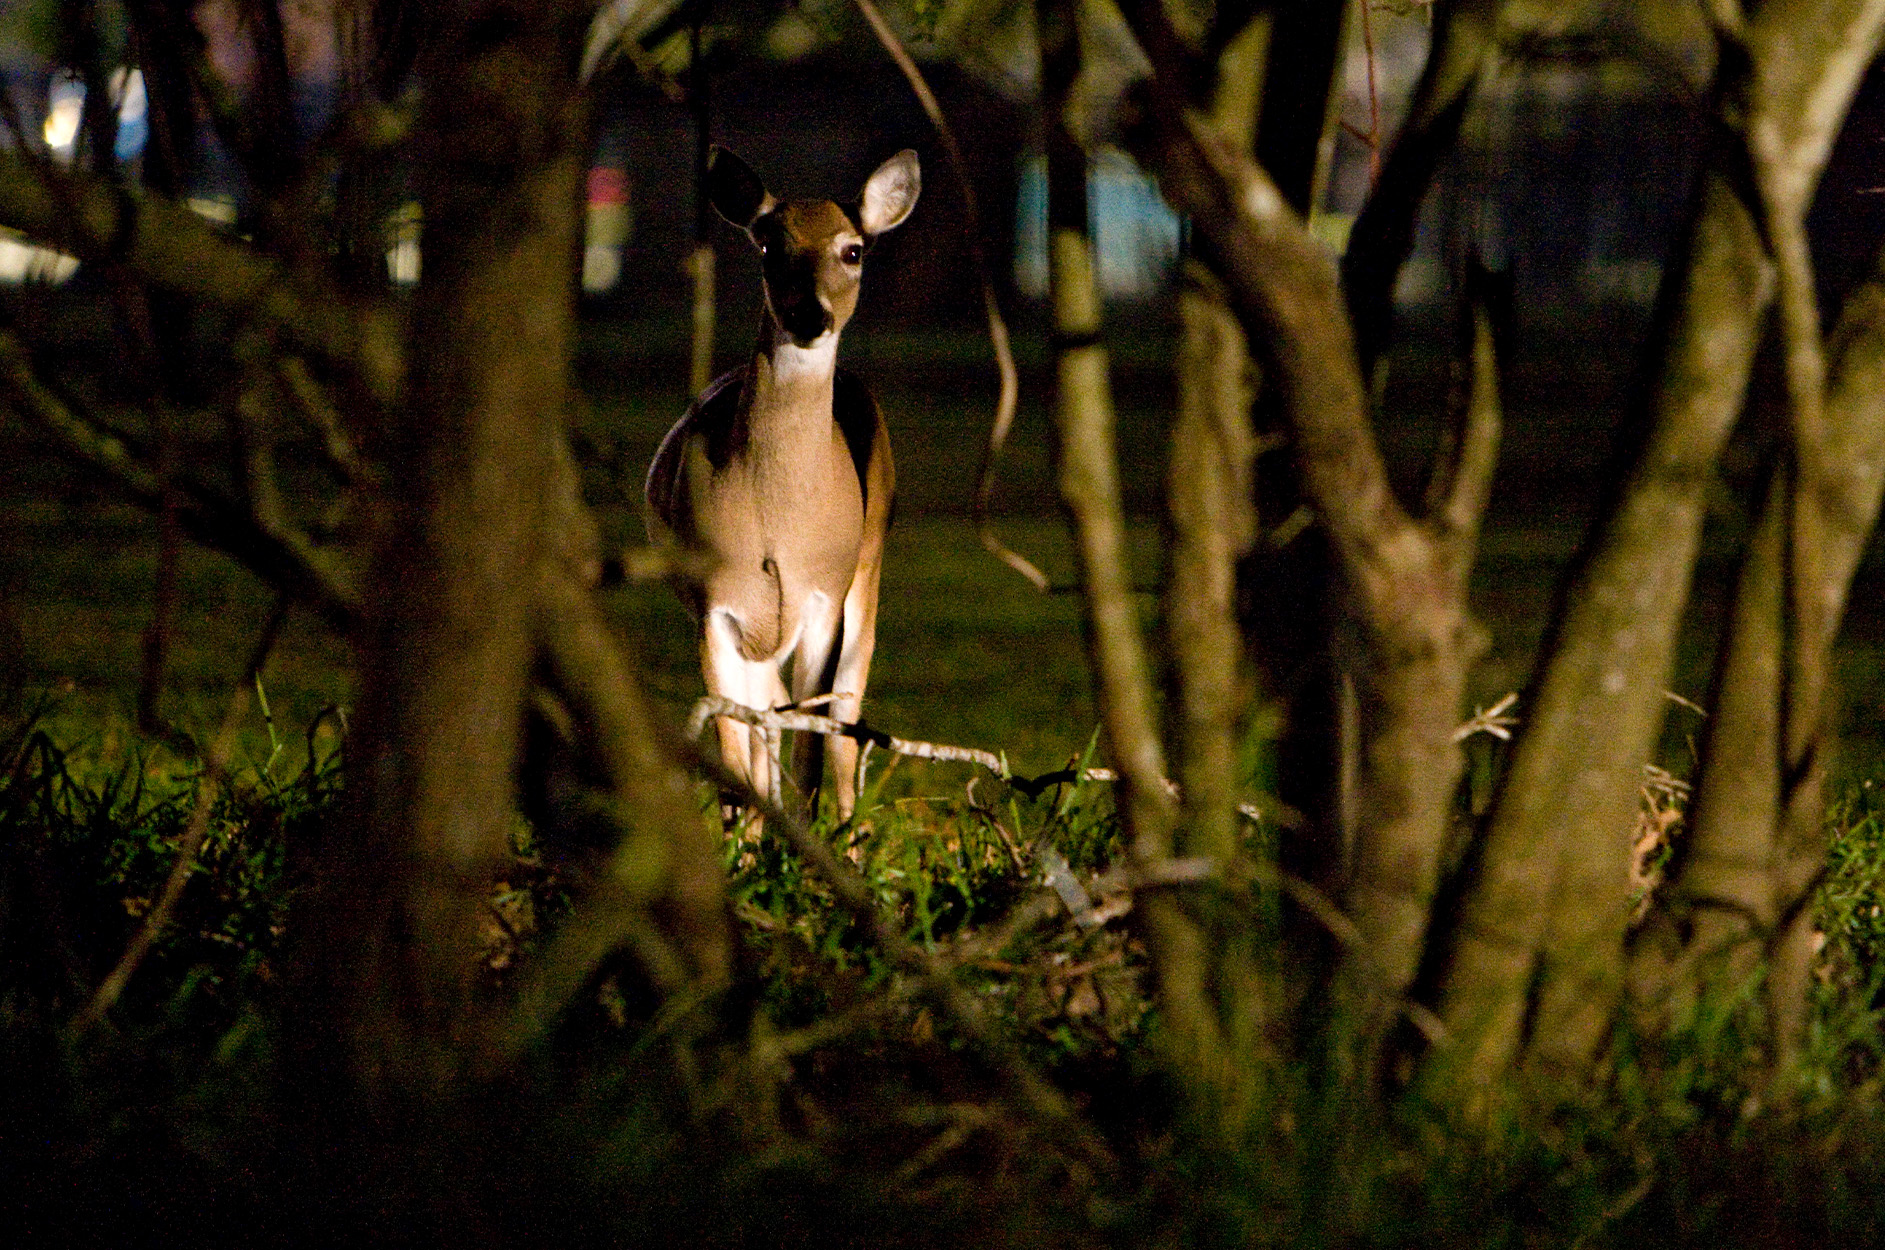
[5,701,1885,1247]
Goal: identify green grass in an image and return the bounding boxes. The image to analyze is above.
[10,323,1885,1242]
[10,699,1885,1246]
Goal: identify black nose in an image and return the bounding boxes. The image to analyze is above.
[777,296,829,344]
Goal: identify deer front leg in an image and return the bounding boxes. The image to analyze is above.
[826,563,882,821]
[789,591,844,818]
[704,609,788,832]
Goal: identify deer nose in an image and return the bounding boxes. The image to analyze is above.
[775,290,830,344]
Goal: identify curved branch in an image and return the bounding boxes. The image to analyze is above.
[850,0,1044,590]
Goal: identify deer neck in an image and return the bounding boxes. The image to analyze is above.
[741,317,841,450]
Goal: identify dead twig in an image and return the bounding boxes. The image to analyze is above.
[1452,692,1519,743]
[689,694,1007,774]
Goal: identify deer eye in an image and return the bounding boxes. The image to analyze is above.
[841,243,863,265]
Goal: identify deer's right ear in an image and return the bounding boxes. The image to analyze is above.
[706,146,774,230]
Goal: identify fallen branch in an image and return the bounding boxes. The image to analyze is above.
[688,694,1007,773]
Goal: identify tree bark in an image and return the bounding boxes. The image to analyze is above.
[1122,0,1494,1035]
[1744,0,1885,1085]
[1429,168,1771,1090]
[1508,0,1885,1084]
[1040,0,1254,1120]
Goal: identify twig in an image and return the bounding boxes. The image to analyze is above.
[1663,689,1708,717]
[850,0,1045,591]
[1452,692,1519,743]
[689,695,1007,773]
[893,1102,994,1184]
[69,595,292,1038]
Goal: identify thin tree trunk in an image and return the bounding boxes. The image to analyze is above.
[1493,0,1885,1085]
[1743,0,1885,1085]
[1162,13,1278,1104]
[1657,238,1885,1076]
[1638,466,1788,1026]
[1039,0,1244,1115]
[1239,0,1357,904]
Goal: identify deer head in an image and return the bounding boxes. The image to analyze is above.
[706,146,921,348]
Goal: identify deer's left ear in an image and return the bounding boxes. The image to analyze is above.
[858,150,920,236]
[706,146,775,230]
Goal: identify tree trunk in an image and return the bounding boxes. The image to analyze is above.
[290,8,590,1221]
[1121,0,1494,1047]
[1427,168,1772,1092]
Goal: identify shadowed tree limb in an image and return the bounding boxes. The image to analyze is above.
[491,560,733,1070]
[69,597,292,1039]
[0,148,404,404]
[1340,0,1502,373]
[292,2,591,1129]
[0,329,363,630]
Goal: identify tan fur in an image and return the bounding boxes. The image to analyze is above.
[647,149,916,823]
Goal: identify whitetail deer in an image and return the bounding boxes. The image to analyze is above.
[646,146,918,825]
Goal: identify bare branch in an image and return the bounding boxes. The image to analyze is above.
[0,149,404,403]
[492,565,734,1068]
[0,330,362,630]
[1433,300,1503,538]
[687,695,1007,774]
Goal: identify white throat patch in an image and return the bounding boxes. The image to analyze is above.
[771,334,838,379]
